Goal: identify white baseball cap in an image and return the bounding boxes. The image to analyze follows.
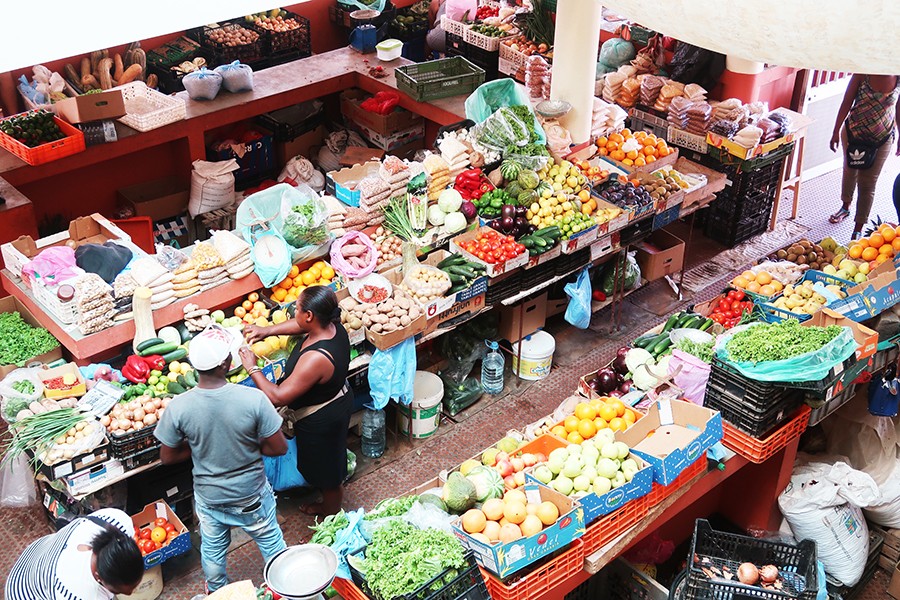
[189,325,241,371]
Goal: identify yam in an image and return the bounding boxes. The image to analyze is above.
[118,64,142,85]
[342,244,367,257]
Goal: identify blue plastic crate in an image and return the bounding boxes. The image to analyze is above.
[652,205,680,231]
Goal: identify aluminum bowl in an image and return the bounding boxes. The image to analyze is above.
[264,544,338,600]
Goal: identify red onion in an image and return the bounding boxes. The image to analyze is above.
[759,565,778,584]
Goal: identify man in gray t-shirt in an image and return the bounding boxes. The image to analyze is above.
[155,325,287,593]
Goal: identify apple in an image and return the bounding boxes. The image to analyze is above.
[548,448,569,464]
[613,442,630,460]
[534,453,547,463]
[562,456,584,479]
[573,475,591,492]
[211,310,225,323]
[596,458,618,479]
[510,457,526,472]
[496,460,514,478]
[513,471,526,487]
[521,453,537,468]
[567,444,582,456]
[601,443,619,460]
[533,465,554,485]
[592,477,612,495]
[553,475,574,496]
[482,448,499,466]
[504,474,517,489]
[611,472,627,488]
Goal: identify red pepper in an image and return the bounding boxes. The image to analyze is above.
[480,182,493,193]
[122,360,147,384]
[141,355,166,372]
[126,355,150,378]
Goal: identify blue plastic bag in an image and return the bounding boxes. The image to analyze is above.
[339,0,387,11]
[368,337,417,409]
[263,437,308,491]
[332,509,367,580]
[247,230,292,289]
[182,67,222,101]
[464,80,546,145]
[564,267,591,329]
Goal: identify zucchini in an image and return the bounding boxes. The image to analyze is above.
[167,381,187,395]
[446,265,478,278]
[632,334,657,349]
[660,314,681,334]
[699,318,714,331]
[139,342,179,357]
[448,273,466,285]
[650,337,673,357]
[135,337,165,353]
[162,348,187,363]
[437,254,467,269]
[683,315,704,329]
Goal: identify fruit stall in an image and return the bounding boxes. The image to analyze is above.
[0,2,897,600]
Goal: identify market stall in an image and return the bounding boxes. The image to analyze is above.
[0,2,898,600]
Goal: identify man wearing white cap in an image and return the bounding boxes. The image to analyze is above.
[155,325,288,594]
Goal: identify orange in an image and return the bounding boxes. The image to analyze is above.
[551,425,567,438]
[621,128,632,137]
[884,228,897,243]
[608,417,627,432]
[609,133,624,144]
[849,244,863,259]
[606,141,618,151]
[634,157,646,167]
[607,398,626,417]
[309,266,322,280]
[242,300,253,311]
[626,150,639,160]
[755,271,772,285]
[733,276,749,289]
[876,254,890,264]
[857,238,870,248]
[641,136,655,146]
[503,502,527,525]
[862,247,879,261]
[741,270,755,279]
[321,266,336,280]
[611,150,626,161]
[151,527,167,544]
[596,136,608,147]
[771,280,784,292]
[301,270,317,286]
[893,238,900,251]
[646,155,657,163]
[598,147,609,156]
[657,147,670,157]
[870,233,885,248]
[574,402,597,421]
[566,431,584,444]
[747,281,762,293]
[536,501,560,525]
[643,145,656,155]
[623,409,636,424]
[273,288,287,302]
[622,158,634,166]
[563,415,580,433]
[289,264,300,278]
[577,419,597,440]
[279,277,293,290]
[593,417,608,430]
[759,284,775,296]
[880,243,893,255]
[598,403,617,422]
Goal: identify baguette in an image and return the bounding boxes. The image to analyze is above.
[80,57,91,79]
[146,73,158,89]
[97,57,114,90]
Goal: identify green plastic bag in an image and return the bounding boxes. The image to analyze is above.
[465,79,546,144]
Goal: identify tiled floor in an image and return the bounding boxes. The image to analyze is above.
[2,156,898,599]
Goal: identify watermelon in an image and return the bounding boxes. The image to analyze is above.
[500,159,522,182]
[517,170,540,190]
[536,181,553,197]
[505,181,523,199]
[465,466,505,502]
[517,190,537,206]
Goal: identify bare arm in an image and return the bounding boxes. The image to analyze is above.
[245,350,333,408]
[831,74,862,151]
[895,92,900,155]
[260,430,288,457]
[244,320,303,343]
[160,442,192,465]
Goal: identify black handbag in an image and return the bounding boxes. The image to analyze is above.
[845,124,891,169]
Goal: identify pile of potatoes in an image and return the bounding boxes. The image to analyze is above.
[207,24,260,47]
[339,293,422,335]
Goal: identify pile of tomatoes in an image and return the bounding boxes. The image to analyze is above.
[458,229,526,265]
[134,517,180,556]
[708,289,754,329]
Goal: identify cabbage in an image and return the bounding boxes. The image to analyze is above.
[444,212,467,234]
[624,348,653,373]
[438,189,463,213]
[428,205,446,226]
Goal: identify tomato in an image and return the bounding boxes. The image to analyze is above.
[154,541,162,550]
[154,518,168,528]
[718,299,730,311]
[516,243,526,254]
[140,528,152,540]
[163,523,176,533]
[166,530,179,542]
[731,300,742,312]
[141,539,155,553]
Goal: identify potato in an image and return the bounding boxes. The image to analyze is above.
[400,315,411,326]
[371,323,383,333]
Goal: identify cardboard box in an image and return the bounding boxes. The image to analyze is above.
[364,291,428,351]
[277,124,327,167]
[118,177,189,222]
[806,308,878,360]
[829,260,900,322]
[132,500,191,569]
[2,213,132,279]
[636,229,685,281]
[28,440,109,481]
[599,147,679,174]
[421,292,487,338]
[449,227,529,277]
[616,399,723,485]
[340,89,424,136]
[524,243,561,269]
[37,362,87,399]
[352,121,426,152]
[546,296,568,318]
[383,250,488,320]
[561,224,599,254]
[55,90,126,124]
[0,295,63,377]
[62,459,125,496]
[499,292,547,343]
[325,161,381,207]
[889,561,900,600]
[452,483,585,577]
[670,157,728,207]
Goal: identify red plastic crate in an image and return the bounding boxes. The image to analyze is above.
[581,494,649,555]
[332,577,369,600]
[722,405,811,464]
[481,539,585,600]
[646,452,708,507]
[0,114,85,165]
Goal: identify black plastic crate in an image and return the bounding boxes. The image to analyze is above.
[463,42,500,75]
[706,189,776,224]
[401,35,428,63]
[485,275,522,305]
[247,11,311,56]
[619,218,654,247]
[703,141,794,173]
[704,208,771,247]
[391,9,429,40]
[555,247,591,276]
[704,386,803,438]
[120,446,161,470]
[348,547,489,600]
[200,22,265,66]
[685,519,817,600]
[148,48,214,95]
[521,261,555,289]
[707,358,802,413]
[110,425,159,459]
[256,101,324,142]
[445,32,467,56]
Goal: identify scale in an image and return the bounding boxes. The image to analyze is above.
[349,9,381,54]
[263,544,338,600]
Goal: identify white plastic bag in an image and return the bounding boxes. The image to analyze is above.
[0,454,37,507]
[189,159,239,217]
[863,459,900,528]
[182,68,223,101]
[213,61,254,93]
[778,461,879,586]
[0,368,45,423]
[821,397,898,484]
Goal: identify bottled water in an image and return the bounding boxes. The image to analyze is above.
[360,408,385,458]
[481,340,505,395]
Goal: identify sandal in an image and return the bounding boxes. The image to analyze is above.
[829,207,850,224]
[299,503,325,517]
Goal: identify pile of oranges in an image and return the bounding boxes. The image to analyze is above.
[269,261,337,304]
[732,270,784,297]
[847,224,900,266]
[550,399,638,444]
[595,129,673,168]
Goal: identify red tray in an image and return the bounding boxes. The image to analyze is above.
[722,405,811,464]
[0,114,86,166]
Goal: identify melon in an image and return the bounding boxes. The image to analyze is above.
[517,190,537,206]
[418,493,448,513]
[465,466,505,502]
[442,472,477,513]
[505,181,524,199]
[500,159,522,182]
[517,170,540,190]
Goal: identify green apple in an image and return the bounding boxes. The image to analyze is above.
[614,442,630,460]
[592,477,612,496]
[854,272,867,283]
[553,475,574,496]
[597,458,618,479]
[823,264,837,275]
[858,262,871,275]
[211,310,225,323]
[549,447,569,464]
[547,456,565,475]
[533,465,554,485]
[601,443,619,460]
[573,475,591,492]
[566,443,582,456]
[562,456,584,479]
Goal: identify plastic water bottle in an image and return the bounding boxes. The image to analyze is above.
[361,408,385,458]
[481,340,505,395]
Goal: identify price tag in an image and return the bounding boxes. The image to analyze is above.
[56,462,74,478]
[525,488,542,506]
[657,399,674,426]
[167,486,179,498]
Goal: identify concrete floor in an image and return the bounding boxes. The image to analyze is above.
[1,153,898,599]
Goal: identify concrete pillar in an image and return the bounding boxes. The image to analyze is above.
[550,0,603,144]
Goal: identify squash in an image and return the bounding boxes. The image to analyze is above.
[118,64,142,85]
[146,74,158,89]
[97,58,114,90]
[128,48,146,80]
[131,287,157,353]
[113,54,124,82]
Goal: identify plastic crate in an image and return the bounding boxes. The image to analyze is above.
[207,132,275,185]
[148,48,214,95]
[256,101,324,142]
[703,208,771,247]
[120,445,161,470]
[0,113,85,166]
[463,42,499,80]
[395,57,485,102]
[619,218,654,247]
[705,141,794,173]
[109,424,160,459]
[201,22,265,65]
[646,452,707,507]
[391,9,429,40]
[248,11,311,56]
[33,280,79,324]
[485,274,522,304]
[706,189,776,225]
[440,14,467,38]
[116,82,187,133]
[446,32,467,56]
[464,27,508,52]
[481,540,585,600]
[521,261,555,289]
[348,548,490,600]
[685,519,818,600]
[554,247,591,276]
[667,127,709,154]
[722,405,811,464]
[332,578,370,600]
[582,494,649,554]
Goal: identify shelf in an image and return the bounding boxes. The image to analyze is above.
[40,458,162,502]
[0,269,263,361]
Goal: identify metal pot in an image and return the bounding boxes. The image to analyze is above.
[263,544,338,600]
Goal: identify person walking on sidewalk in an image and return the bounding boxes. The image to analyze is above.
[829,73,900,239]
[155,325,288,594]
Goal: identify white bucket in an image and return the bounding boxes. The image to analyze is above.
[397,371,444,439]
[511,330,556,380]
[117,565,162,600]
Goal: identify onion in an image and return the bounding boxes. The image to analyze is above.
[759,565,778,584]
[109,420,119,431]
[144,413,158,426]
[118,419,132,431]
[153,399,163,409]
[134,408,146,422]
[124,410,134,420]
[144,403,158,414]
[737,563,759,585]
[161,398,170,408]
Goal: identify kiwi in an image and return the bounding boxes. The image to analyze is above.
[776,249,788,259]
[800,240,812,250]
[790,244,804,255]
[787,253,798,262]
[809,262,820,270]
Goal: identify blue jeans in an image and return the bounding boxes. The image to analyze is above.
[195,484,286,592]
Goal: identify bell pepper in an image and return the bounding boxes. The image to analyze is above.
[123,356,149,384]
[140,355,166,372]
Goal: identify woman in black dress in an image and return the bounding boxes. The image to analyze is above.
[241,286,353,516]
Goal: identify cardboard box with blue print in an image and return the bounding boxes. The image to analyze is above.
[829,259,900,322]
[384,249,488,320]
[131,501,191,569]
[325,161,381,207]
[452,483,584,578]
[615,399,722,486]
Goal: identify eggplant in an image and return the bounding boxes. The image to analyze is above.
[527,225,537,234]
[595,368,618,393]
[500,204,517,220]
[515,205,527,217]
[488,218,501,230]
[619,381,633,394]
[608,389,624,398]
[612,354,628,374]
[616,347,630,358]
[461,201,477,220]
[499,216,515,232]
[514,217,528,232]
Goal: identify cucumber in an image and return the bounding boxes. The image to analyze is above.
[650,337,673,357]
[446,265,478,278]
[532,236,548,248]
[183,370,197,388]
[633,334,657,349]
[683,315,704,329]
[521,237,536,249]
[139,342,179,357]
[699,318,714,331]
[437,254,467,269]
[674,312,695,328]
[661,314,681,333]
[536,226,560,239]
[135,337,165,353]
[176,375,187,387]
[162,348,187,363]
[448,273,466,285]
